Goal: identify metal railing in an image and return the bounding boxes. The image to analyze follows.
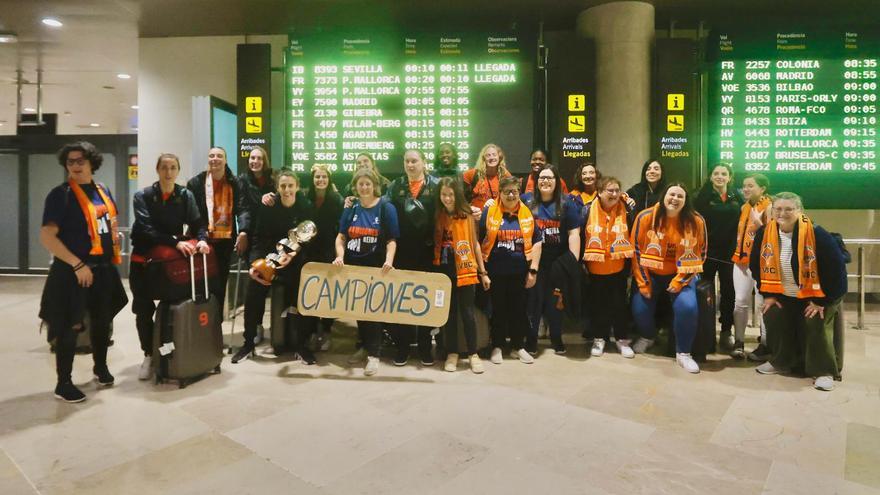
[844,238,880,330]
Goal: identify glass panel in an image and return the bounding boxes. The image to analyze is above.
[28,154,65,269]
[0,155,19,268]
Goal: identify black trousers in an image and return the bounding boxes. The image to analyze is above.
[587,270,631,341]
[703,258,735,332]
[210,239,235,322]
[129,261,155,355]
[489,272,529,350]
[444,285,478,355]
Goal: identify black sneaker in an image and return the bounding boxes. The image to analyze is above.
[297,348,317,365]
[553,343,567,355]
[748,343,772,362]
[54,382,86,403]
[419,348,435,366]
[525,340,538,356]
[93,368,115,387]
[231,345,255,364]
[393,349,409,367]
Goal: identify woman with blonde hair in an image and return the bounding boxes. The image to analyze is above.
[462,143,512,217]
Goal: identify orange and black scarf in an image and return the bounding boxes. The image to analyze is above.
[731,196,770,265]
[434,211,479,287]
[583,198,633,262]
[69,179,121,264]
[636,204,703,274]
[205,175,233,239]
[481,201,534,262]
[759,215,825,299]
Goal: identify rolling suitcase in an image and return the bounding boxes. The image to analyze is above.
[143,240,218,301]
[153,253,223,388]
[691,279,717,362]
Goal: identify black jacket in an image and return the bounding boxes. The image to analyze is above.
[694,186,745,261]
[238,169,276,234]
[186,166,250,239]
[251,194,315,260]
[750,223,848,306]
[626,181,665,226]
[311,190,344,263]
[384,174,440,268]
[131,183,207,257]
[550,250,582,319]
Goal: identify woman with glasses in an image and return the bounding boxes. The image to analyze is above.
[751,193,847,391]
[479,176,543,364]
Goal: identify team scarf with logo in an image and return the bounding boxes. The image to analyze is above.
[731,196,771,265]
[758,214,825,299]
[583,198,633,262]
[69,179,121,264]
[434,210,479,287]
[481,200,534,262]
[205,173,233,239]
[636,204,703,274]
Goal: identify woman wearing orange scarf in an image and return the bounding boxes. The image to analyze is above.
[630,183,707,373]
[750,193,848,391]
[434,177,490,373]
[583,176,635,358]
[731,174,771,360]
[463,143,512,220]
[38,142,128,403]
[479,176,543,365]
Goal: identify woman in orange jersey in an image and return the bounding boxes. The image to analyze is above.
[582,176,636,358]
[751,192,848,391]
[479,176,543,365]
[463,143,512,219]
[434,177,491,373]
[731,174,771,360]
[630,183,707,373]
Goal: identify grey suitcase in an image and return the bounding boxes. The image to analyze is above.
[153,253,223,388]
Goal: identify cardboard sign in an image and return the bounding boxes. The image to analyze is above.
[297,262,452,327]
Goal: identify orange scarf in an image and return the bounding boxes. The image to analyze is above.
[731,196,770,265]
[570,189,597,206]
[636,205,703,274]
[583,198,634,262]
[434,211,479,287]
[759,215,825,299]
[481,201,534,262]
[205,175,233,239]
[69,180,121,264]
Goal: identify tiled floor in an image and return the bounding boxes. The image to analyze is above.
[1,275,879,495]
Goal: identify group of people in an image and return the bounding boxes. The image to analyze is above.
[39,140,849,403]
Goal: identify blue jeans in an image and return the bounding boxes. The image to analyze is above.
[631,275,698,353]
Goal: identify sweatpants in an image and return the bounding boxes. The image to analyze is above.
[765,295,842,379]
[632,275,698,353]
[733,264,765,344]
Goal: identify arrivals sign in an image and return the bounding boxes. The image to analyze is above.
[237,44,272,173]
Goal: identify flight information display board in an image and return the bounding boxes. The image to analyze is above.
[707,28,880,208]
[285,30,535,174]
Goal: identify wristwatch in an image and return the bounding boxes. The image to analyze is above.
[528,268,538,275]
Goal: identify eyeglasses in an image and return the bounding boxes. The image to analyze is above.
[537,176,555,182]
[501,189,519,196]
[66,157,87,166]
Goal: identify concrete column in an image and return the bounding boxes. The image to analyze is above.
[577,1,654,187]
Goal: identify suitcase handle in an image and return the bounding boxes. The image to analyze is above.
[188,253,210,301]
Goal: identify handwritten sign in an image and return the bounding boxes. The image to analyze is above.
[297,262,452,327]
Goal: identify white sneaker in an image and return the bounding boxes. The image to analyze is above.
[516,348,534,364]
[490,347,503,365]
[632,338,654,354]
[676,353,700,374]
[138,355,153,380]
[444,354,458,372]
[348,348,368,364]
[591,339,605,357]
[755,361,786,375]
[364,356,379,376]
[617,341,635,359]
[814,376,834,391]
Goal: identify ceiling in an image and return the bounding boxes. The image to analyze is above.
[0,0,875,136]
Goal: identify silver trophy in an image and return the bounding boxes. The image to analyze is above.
[252,220,318,281]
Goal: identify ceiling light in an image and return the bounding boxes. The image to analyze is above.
[41,18,63,28]
[117,73,131,80]
[23,107,36,112]
[89,123,100,128]
[0,33,18,44]
[130,105,139,110]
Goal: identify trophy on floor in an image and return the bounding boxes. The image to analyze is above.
[250,220,318,282]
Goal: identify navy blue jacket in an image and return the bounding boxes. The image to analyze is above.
[750,223,847,306]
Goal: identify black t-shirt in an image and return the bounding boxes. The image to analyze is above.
[42,183,115,262]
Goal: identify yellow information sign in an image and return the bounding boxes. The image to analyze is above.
[246,117,263,134]
[245,96,262,114]
[667,94,684,111]
[567,115,586,132]
[667,115,684,132]
[568,94,586,112]
[127,165,138,180]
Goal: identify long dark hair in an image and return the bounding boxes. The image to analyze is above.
[699,162,734,195]
[435,177,471,219]
[639,158,666,190]
[307,163,340,204]
[527,164,563,220]
[654,182,697,232]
